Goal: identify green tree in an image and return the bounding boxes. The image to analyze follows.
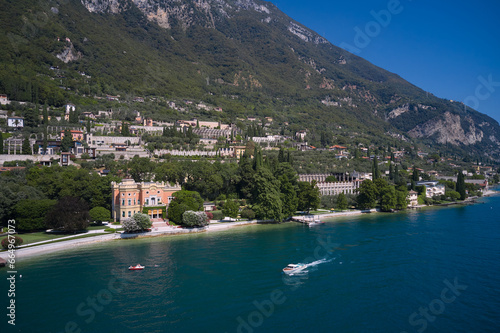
[448,190,460,201]
[279,175,299,219]
[297,180,320,213]
[253,168,283,221]
[237,153,256,201]
[337,192,348,211]
[394,164,400,184]
[45,196,90,232]
[121,122,130,136]
[128,156,154,182]
[43,103,48,125]
[25,107,38,127]
[253,146,263,170]
[89,207,111,224]
[278,147,285,163]
[69,110,79,123]
[395,186,408,210]
[374,178,389,201]
[357,180,377,209]
[325,175,337,182]
[13,199,57,231]
[42,127,48,154]
[222,200,239,218]
[167,190,204,224]
[380,186,397,212]
[372,157,380,181]
[61,129,73,152]
[22,136,31,155]
[0,130,4,154]
[412,166,420,182]
[456,172,466,200]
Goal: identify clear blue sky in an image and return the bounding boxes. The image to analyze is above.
[271,0,500,123]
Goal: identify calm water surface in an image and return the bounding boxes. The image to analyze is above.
[2,194,500,332]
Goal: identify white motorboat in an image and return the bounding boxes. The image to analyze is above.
[128,264,145,270]
[308,219,324,226]
[282,263,307,274]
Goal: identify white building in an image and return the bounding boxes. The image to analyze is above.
[86,134,140,146]
[7,116,24,128]
[0,94,10,105]
[407,190,418,207]
[65,104,76,113]
[416,181,446,198]
[316,181,361,196]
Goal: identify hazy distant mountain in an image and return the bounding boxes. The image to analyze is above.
[1,0,499,158]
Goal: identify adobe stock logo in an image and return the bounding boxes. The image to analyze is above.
[341,0,410,55]
[464,74,500,110]
[400,277,467,333]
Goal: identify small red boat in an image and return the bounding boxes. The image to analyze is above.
[128,264,145,270]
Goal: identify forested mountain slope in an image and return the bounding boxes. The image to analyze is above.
[1,0,499,158]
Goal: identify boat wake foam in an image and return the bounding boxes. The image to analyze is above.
[287,257,335,276]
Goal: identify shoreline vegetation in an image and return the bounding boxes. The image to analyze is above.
[1,190,497,262]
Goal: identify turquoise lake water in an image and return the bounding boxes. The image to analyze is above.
[2,194,500,332]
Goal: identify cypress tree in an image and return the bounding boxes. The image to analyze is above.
[61,129,73,152]
[457,172,466,200]
[372,157,380,181]
[121,122,130,136]
[22,136,31,155]
[43,103,48,125]
[278,147,284,163]
[42,127,48,154]
[69,110,78,123]
[0,130,3,154]
[412,166,420,182]
[253,146,263,170]
[394,165,400,184]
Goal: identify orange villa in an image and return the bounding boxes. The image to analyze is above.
[111,179,182,222]
[60,130,84,141]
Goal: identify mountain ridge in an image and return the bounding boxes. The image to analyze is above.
[0,0,499,159]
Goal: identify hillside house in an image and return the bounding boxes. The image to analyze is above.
[217,146,246,158]
[60,130,84,142]
[0,94,9,105]
[296,130,306,140]
[7,116,24,128]
[65,104,76,113]
[82,112,96,120]
[408,190,418,207]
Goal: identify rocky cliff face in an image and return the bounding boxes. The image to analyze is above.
[408,112,487,145]
[80,0,127,14]
[56,42,83,63]
[81,0,274,29]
